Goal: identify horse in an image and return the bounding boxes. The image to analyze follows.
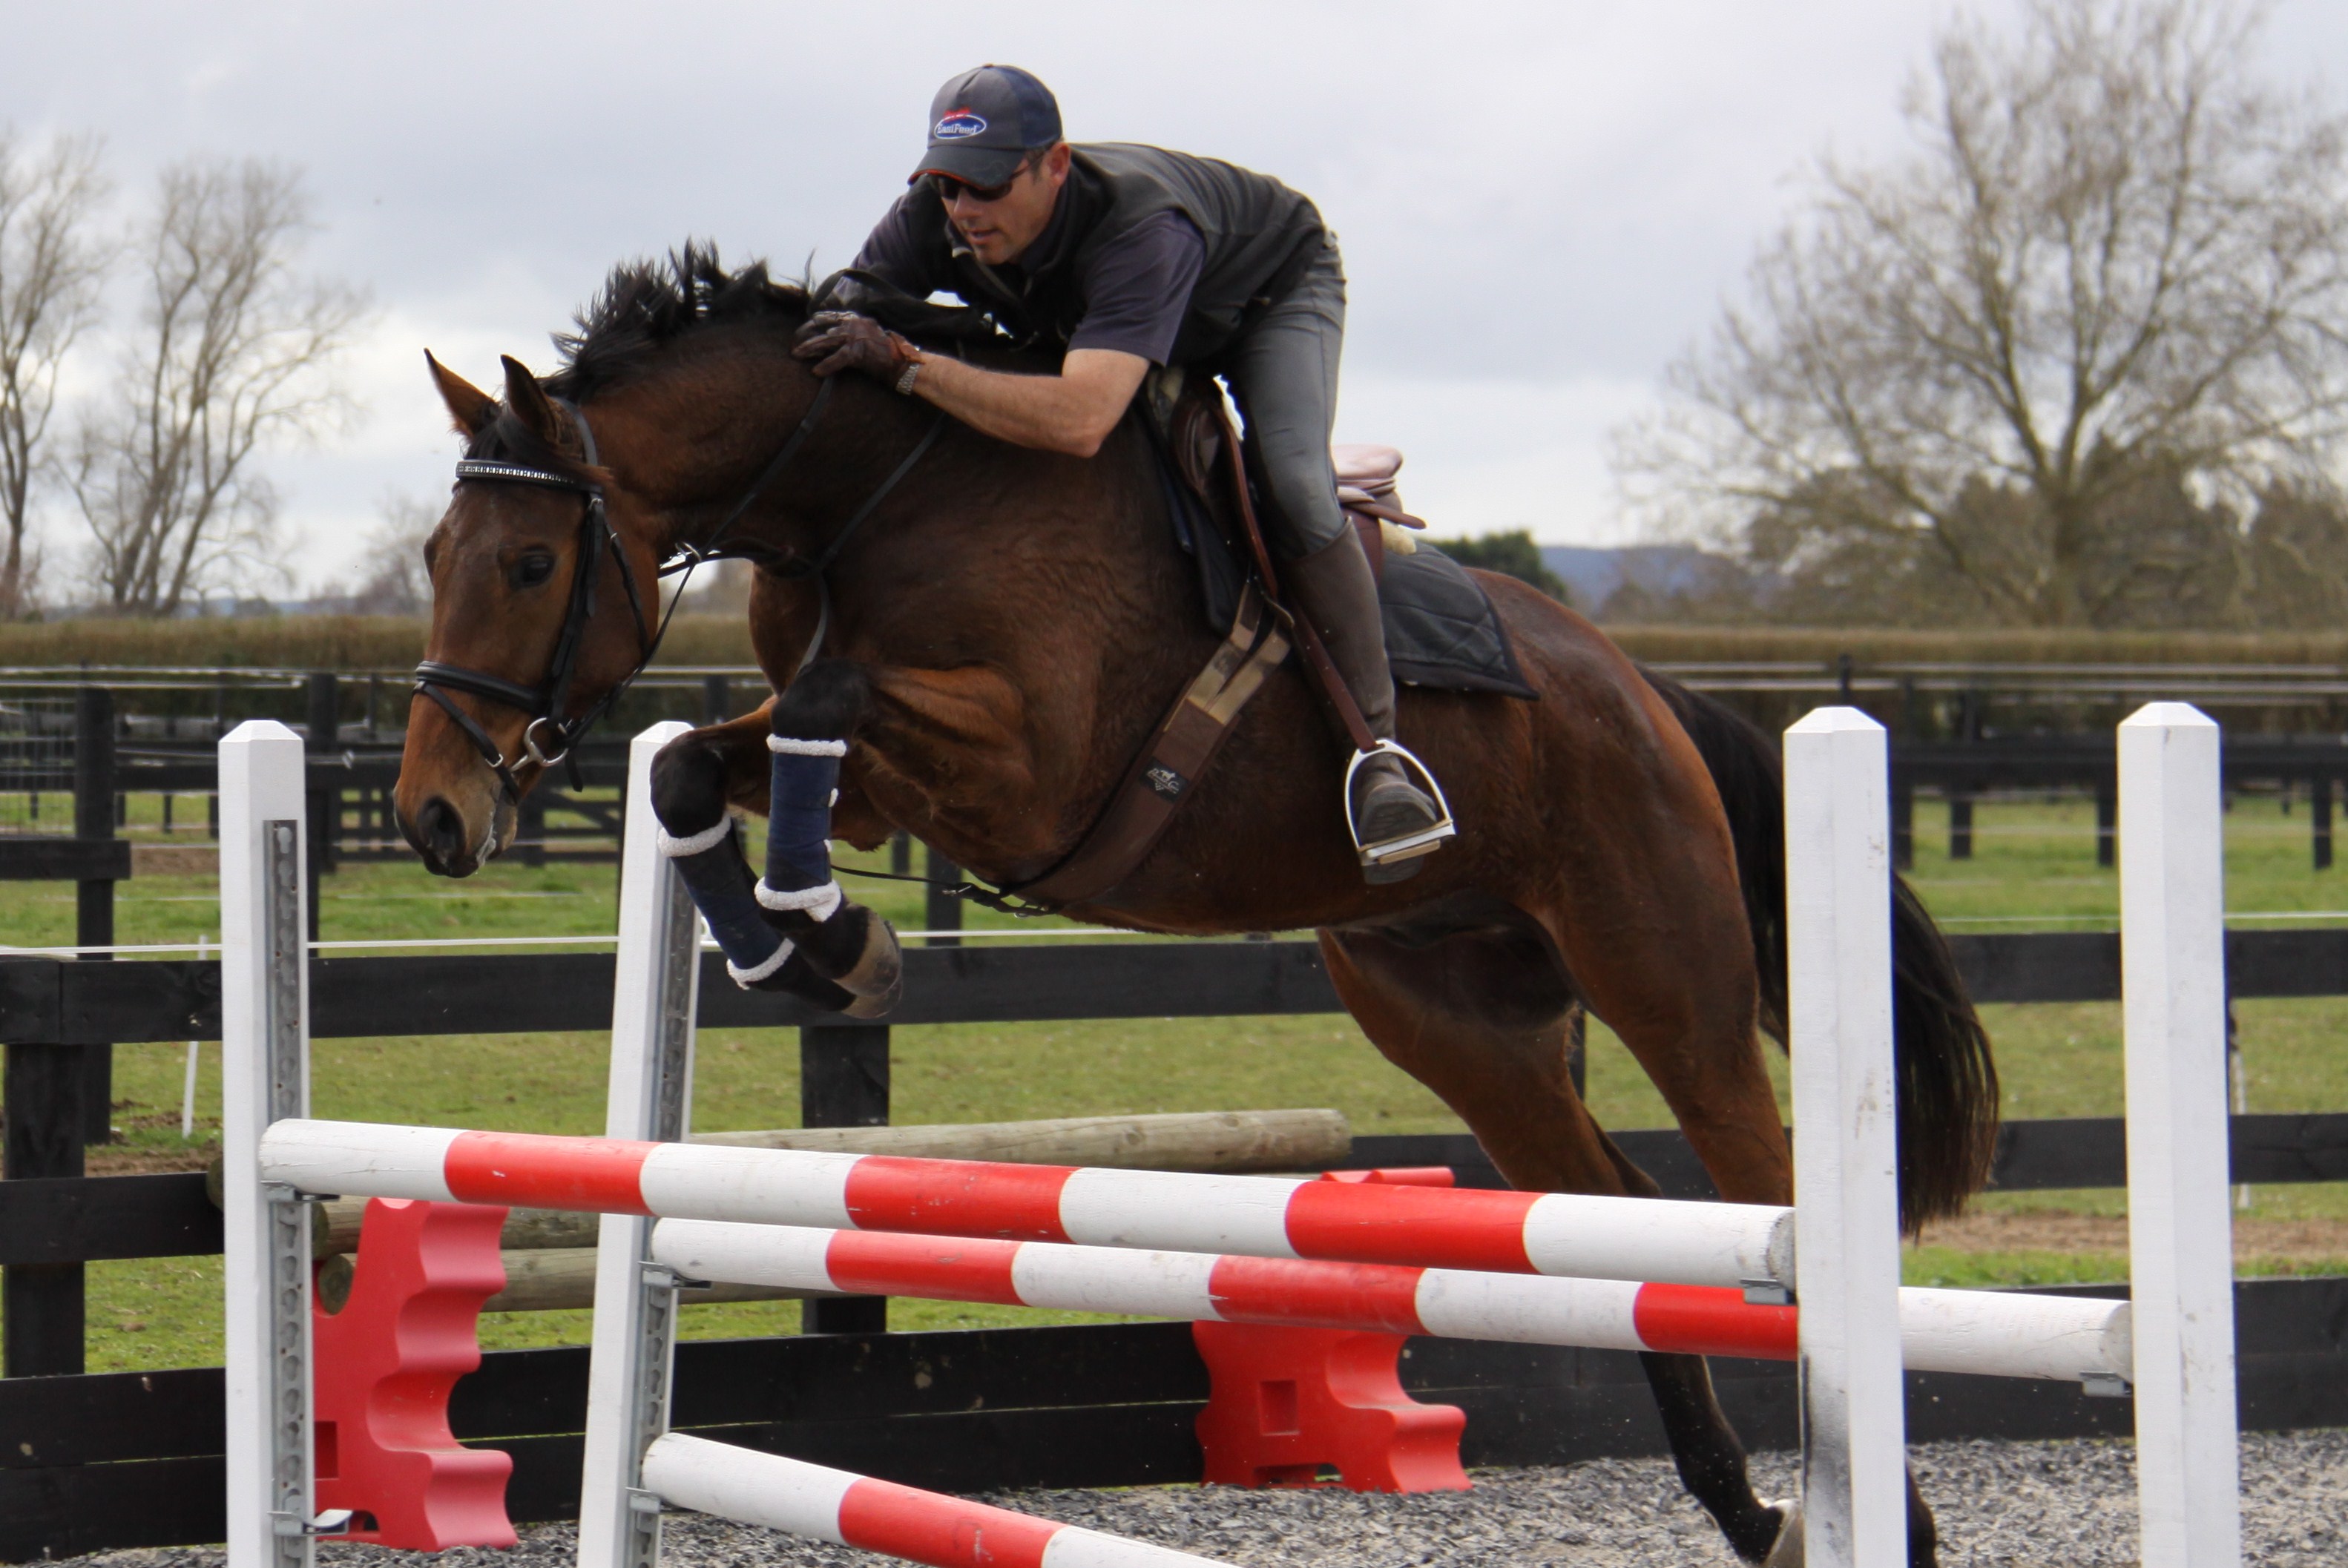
[394,246,1996,1566]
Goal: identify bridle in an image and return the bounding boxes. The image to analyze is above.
[412,375,944,802]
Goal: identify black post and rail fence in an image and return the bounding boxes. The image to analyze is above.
[1,935,2347,1556]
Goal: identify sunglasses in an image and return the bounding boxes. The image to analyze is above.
[933,158,1038,204]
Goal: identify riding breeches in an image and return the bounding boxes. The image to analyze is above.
[1221,240,1349,560]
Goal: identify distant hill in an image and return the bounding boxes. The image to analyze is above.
[1540,545,1734,618]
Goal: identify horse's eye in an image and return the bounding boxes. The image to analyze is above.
[510,552,556,589]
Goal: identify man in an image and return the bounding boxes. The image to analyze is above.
[795,65,1448,883]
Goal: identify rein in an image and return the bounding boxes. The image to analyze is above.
[415,375,941,803]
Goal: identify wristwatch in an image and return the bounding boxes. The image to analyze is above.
[893,355,923,396]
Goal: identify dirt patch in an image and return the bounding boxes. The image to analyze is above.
[1921,1208,2348,1262]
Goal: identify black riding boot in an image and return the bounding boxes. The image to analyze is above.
[1283,530,1450,883]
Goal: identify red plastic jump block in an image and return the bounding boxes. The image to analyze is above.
[1193,1322,1469,1493]
[1313,1167,1456,1188]
[311,1196,518,1549]
[1193,1165,1467,1495]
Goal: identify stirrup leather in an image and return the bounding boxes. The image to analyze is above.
[1343,740,1458,868]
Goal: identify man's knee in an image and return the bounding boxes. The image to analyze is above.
[1260,461,1348,557]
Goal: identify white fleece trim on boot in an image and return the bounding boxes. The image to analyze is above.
[756,878,843,922]
[767,736,848,757]
[655,818,734,858]
[726,938,795,988]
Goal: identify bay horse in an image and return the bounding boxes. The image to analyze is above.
[395,247,1994,1565]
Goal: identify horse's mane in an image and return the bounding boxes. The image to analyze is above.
[545,241,810,401]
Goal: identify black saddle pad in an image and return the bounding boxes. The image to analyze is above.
[1163,470,1535,700]
[1375,544,1537,698]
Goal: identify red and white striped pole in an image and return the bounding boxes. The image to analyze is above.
[648,1219,2131,1385]
[257,1120,1794,1292]
[642,1435,1225,1568]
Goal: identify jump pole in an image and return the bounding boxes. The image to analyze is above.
[2119,704,2240,1567]
[641,1435,1226,1568]
[262,1119,1793,1291]
[648,1218,2133,1385]
[1783,708,1907,1568]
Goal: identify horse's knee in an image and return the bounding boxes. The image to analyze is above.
[651,731,732,836]
[771,660,872,742]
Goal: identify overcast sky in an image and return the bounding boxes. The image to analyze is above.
[5,1,2342,593]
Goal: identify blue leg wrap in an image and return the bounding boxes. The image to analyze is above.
[757,736,844,922]
[658,818,792,986]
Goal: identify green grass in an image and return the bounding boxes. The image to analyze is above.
[16,788,2348,1371]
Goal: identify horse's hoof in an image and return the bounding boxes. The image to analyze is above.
[742,947,858,1012]
[826,908,902,999]
[1759,1499,1801,1568]
[788,903,903,1000]
[841,969,901,1020]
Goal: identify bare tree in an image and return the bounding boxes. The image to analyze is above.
[0,131,110,619]
[70,158,368,616]
[343,488,438,615]
[1617,0,2348,627]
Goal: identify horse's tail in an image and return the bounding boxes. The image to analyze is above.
[1639,666,2000,1231]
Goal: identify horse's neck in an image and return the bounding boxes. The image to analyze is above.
[855,418,1196,627]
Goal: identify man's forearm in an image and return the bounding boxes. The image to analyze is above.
[909,352,1140,458]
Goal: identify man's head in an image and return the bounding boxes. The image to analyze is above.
[911,65,1071,267]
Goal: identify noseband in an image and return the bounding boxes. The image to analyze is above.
[412,375,944,802]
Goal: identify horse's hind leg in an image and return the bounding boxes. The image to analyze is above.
[1543,854,1942,1564]
[1318,907,1789,1564]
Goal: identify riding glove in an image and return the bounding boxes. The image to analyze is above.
[792,312,919,385]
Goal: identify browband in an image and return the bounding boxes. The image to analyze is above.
[453,458,598,491]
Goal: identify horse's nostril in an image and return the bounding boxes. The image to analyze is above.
[417,797,466,863]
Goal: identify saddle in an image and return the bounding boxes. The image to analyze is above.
[1148,371,1530,695]
[984,374,1530,915]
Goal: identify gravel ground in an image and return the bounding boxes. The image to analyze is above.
[68,1429,2348,1568]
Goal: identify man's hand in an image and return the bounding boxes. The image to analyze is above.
[792,312,918,382]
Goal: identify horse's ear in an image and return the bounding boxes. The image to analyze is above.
[426,351,498,436]
[500,355,562,447]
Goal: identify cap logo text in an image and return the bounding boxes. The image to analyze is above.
[933,110,988,140]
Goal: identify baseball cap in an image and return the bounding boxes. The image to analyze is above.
[910,65,1062,186]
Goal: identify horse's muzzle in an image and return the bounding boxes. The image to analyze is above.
[400,790,511,877]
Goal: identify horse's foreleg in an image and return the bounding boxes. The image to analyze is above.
[647,685,897,1018]
[746,660,902,1007]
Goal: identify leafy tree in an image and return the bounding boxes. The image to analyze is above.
[1430,529,1572,603]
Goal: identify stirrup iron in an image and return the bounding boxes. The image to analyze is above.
[1343,739,1457,868]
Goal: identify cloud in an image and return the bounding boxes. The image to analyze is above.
[2,0,2337,583]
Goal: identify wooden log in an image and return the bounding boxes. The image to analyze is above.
[314,1246,831,1314]
[687,1108,1351,1170]
[290,1109,1351,1256]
